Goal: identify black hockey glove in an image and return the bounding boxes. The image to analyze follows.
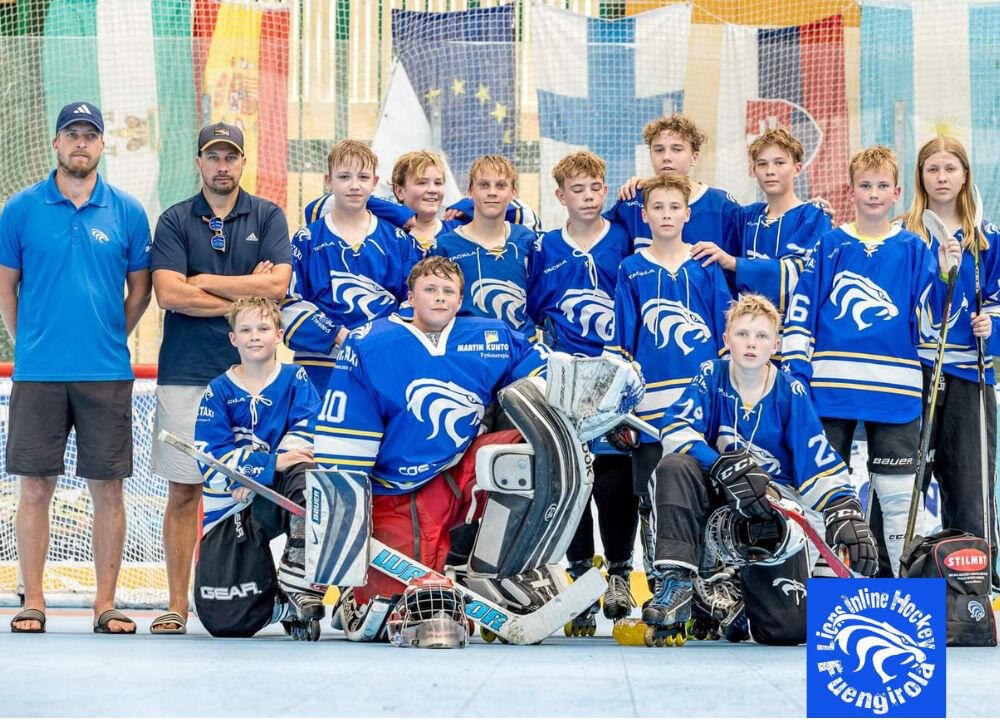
[606,422,640,453]
[823,496,878,577]
[708,451,774,519]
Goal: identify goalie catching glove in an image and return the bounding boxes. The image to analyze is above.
[823,496,878,577]
[709,451,774,520]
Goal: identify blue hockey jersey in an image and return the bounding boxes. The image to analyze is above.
[527,220,632,357]
[657,359,853,511]
[734,201,831,313]
[195,363,321,534]
[605,184,742,255]
[917,222,1000,384]
[606,249,731,440]
[280,212,419,390]
[314,314,548,494]
[429,223,538,335]
[781,223,939,423]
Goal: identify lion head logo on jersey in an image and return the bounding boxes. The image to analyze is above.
[471,278,527,328]
[830,271,898,331]
[640,299,711,354]
[918,285,967,341]
[716,425,782,476]
[558,288,615,341]
[830,614,928,684]
[405,379,485,449]
[329,271,396,321]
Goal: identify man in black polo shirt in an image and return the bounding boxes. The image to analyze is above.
[149,122,291,634]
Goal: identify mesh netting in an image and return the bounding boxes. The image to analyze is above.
[0,379,166,608]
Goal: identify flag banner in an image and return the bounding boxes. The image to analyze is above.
[195,0,290,208]
[532,4,690,230]
[387,6,516,199]
[717,15,850,220]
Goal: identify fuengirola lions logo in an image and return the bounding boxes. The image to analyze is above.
[558,288,614,341]
[471,278,526,327]
[830,271,898,331]
[640,299,710,354]
[329,271,395,320]
[814,587,938,715]
[405,379,484,448]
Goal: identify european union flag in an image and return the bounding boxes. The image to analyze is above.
[391,6,515,182]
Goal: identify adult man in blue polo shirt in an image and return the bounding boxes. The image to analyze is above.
[0,102,152,634]
[149,122,291,634]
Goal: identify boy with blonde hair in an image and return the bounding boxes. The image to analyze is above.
[781,146,960,576]
[650,294,874,645]
[527,151,636,632]
[431,155,538,336]
[281,140,418,391]
[193,297,322,638]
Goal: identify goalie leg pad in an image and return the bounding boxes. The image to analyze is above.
[469,377,592,578]
[464,563,570,613]
[305,469,372,587]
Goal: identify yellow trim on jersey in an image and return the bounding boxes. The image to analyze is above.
[315,456,376,468]
[637,411,664,421]
[646,377,691,389]
[812,350,921,366]
[782,325,814,337]
[798,462,848,494]
[283,311,312,342]
[316,425,384,438]
[296,359,337,367]
[812,487,847,512]
[810,381,922,398]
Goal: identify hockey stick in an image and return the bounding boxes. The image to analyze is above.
[904,209,961,547]
[619,417,854,578]
[972,186,993,550]
[158,430,607,645]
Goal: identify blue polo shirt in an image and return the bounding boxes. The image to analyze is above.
[0,171,151,381]
[151,189,291,386]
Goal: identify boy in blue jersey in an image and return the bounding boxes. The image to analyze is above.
[781,146,960,576]
[281,141,418,392]
[430,155,538,337]
[193,298,323,638]
[605,172,732,597]
[527,151,637,629]
[650,295,876,645]
[608,113,742,254]
[315,257,554,629]
[698,129,832,315]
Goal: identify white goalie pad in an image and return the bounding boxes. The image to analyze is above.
[544,353,644,441]
[305,469,372,587]
[475,444,534,495]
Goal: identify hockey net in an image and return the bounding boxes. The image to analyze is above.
[0,365,167,608]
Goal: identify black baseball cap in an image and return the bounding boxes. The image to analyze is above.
[56,102,104,134]
[198,122,245,155]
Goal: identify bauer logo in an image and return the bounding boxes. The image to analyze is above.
[807,578,945,718]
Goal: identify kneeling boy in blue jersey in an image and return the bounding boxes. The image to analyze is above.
[193,297,322,638]
[651,295,876,645]
[781,146,960,576]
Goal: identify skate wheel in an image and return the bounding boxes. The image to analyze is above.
[481,627,499,644]
[643,626,657,647]
[280,620,292,636]
[308,619,321,642]
[563,621,573,637]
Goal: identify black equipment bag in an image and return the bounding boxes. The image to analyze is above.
[194,507,277,638]
[900,529,997,647]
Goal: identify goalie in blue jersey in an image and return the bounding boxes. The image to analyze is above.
[314,256,643,642]
[648,294,877,646]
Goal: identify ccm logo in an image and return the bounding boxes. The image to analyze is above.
[944,548,989,572]
[200,582,262,600]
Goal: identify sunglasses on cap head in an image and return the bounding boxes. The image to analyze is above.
[203,216,226,253]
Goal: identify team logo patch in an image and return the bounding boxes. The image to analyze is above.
[484,330,499,344]
[329,271,395,320]
[830,271,898,331]
[558,288,615,341]
[471,278,526,327]
[90,228,109,244]
[405,378,485,448]
[772,577,805,606]
[807,578,945,718]
[640,299,711,354]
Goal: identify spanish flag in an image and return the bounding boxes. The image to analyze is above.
[194,0,289,207]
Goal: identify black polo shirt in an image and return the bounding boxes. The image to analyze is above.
[151,189,291,385]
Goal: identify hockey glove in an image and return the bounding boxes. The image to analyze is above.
[708,451,774,519]
[823,496,877,577]
[606,422,640,453]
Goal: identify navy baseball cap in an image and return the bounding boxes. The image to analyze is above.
[198,122,245,155]
[56,102,104,134]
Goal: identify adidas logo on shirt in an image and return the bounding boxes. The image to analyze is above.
[245,232,258,243]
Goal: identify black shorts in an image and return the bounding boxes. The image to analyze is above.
[6,380,133,480]
[821,416,919,476]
